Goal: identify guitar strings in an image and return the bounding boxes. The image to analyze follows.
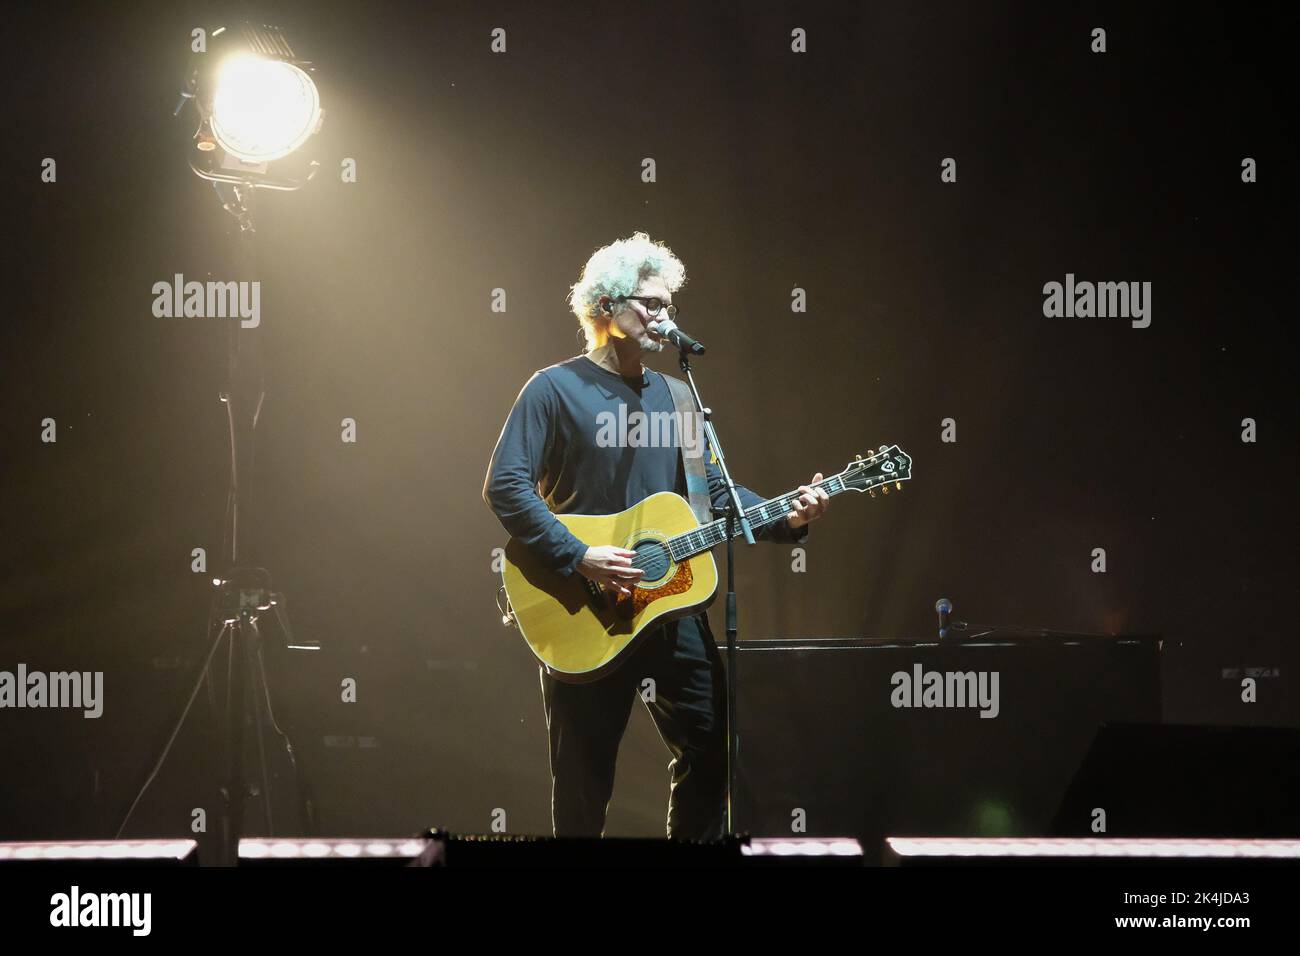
[666,473,847,560]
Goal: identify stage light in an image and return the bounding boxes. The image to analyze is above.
[239,838,428,861]
[210,54,322,164]
[742,838,863,857]
[130,19,324,865]
[885,837,1300,860]
[177,22,323,192]
[0,840,198,864]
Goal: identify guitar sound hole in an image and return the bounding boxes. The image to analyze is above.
[632,540,672,583]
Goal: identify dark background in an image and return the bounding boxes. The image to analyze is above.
[3,0,1294,845]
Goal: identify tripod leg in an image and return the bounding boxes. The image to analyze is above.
[245,620,275,835]
[253,630,318,835]
[114,618,233,840]
[270,597,318,834]
[221,617,247,867]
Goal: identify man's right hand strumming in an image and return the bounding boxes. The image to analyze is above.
[578,545,644,597]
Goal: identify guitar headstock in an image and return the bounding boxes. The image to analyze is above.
[838,445,912,496]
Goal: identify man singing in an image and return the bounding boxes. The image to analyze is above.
[483,232,829,840]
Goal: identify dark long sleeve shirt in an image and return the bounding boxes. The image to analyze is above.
[483,355,806,577]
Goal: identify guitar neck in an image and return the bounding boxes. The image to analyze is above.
[665,474,851,562]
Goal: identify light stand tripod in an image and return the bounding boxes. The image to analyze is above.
[116,184,315,865]
[676,347,755,837]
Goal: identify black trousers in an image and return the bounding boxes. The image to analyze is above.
[539,612,727,840]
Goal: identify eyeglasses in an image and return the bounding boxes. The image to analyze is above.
[616,295,677,319]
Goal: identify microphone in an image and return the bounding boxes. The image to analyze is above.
[935,597,953,640]
[648,318,706,355]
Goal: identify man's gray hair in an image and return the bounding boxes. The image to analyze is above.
[568,231,687,351]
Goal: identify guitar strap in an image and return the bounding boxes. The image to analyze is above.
[663,373,714,526]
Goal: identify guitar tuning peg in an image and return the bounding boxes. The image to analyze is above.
[881,485,890,495]
[895,481,902,491]
[855,454,863,462]
[868,489,876,498]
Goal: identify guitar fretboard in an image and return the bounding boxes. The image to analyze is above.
[665,474,848,562]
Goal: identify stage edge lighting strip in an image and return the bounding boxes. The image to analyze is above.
[886,838,1300,859]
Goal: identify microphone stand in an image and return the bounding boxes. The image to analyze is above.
[677,347,754,838]
[937,599,1117,642]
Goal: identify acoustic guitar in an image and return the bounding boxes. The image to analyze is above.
[500,446,912,682]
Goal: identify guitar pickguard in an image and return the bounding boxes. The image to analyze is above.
[615,558,694,620]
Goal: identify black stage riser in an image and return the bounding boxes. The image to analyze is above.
[733,637,1161,850]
